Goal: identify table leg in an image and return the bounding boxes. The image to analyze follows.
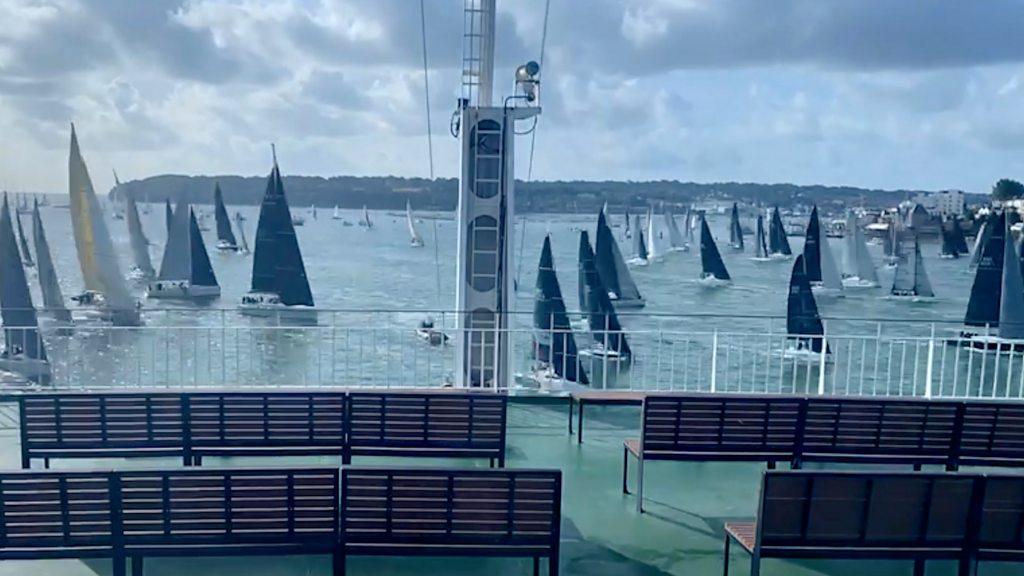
[577,401,585,445]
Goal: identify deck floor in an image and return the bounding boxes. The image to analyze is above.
[0,401,1017,576]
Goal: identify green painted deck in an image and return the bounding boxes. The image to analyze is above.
[0,400,1018,576]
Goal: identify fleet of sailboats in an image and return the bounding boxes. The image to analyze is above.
[31,200,72,326]
[594,208,645,308]
[0,195,48,380]
[578,230,631,363]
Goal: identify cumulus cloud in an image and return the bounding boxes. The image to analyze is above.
[1,0,1024,193]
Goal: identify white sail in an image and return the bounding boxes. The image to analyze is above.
[407,200,424,247]
[645,208,659,260]
[234,212,250,254]
[819,237,844,293]
[842,212,878,286]
[67,125,139,324]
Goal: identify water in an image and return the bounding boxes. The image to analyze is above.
[24,203,986,390]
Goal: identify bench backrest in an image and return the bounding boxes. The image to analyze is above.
[341,468,560,550]
[757,471,977,552]
[799,398,959,465]
[0,471,117,551]
[957,402,1024,467]
[347,393,507,453]
[187,392,347,449]
[641,395,803,456]
[977,476,1024,555]
[20,394,186,453]
[118,468,339,548]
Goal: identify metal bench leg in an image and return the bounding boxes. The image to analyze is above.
[913,463,922,472]
[622,445,630,494]
[548,554,558,576]
[489,458,495,468]
[332,551,345,576]
[193,456,202,466]
[913,559,924,576]
[577,402,585,444]
[722,533,730,576]
[635,456,644,514]
[43,458,50,469]
[567,397,573,435]
[749,554,760,576]
[113,556,126,576]
[131,556,143,576]
[498,454,505,468]
[533,556,540,576]
[767,461,776,470]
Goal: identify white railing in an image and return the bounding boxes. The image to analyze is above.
[2,309,1022,401]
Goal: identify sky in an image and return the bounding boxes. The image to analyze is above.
[2,0,1024,194]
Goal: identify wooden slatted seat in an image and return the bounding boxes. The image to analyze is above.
[346,392,508,467]
[622,395,804,512]
[341,467,561,575]
[975,475,1024,569]
[796,397,959,469]
[954,402,1024,469]
[19,393,189,468]
[187,392,347,465]
[121,467,341,575]
[723,471,980,576]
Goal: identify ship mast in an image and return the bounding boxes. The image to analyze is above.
[453,0,541,388]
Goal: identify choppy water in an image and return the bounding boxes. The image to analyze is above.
[22,203,987,390]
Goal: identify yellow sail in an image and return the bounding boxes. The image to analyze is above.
[68,125,102,292]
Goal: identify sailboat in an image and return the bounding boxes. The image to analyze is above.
[148,200,219,299]
[699,215,731,286]
[359,205,373,228]
[883,220,905,267]
[310,204,317,220]
[645,207,661,261]
[164,199,173,233]
[234,212,250,255]
[750,214,770,262]
[15,193,32,216]
[841,212,879,287]
[31,200,72,325]
[594,208,645,308]
[240,149,315,321]
[729,202,744,251]
[955,213,1024,352]
[784,254,830,362]
[407,200,425,247]
[519,236,589,390]
[889,238,935,302]
[623,206,631,239]
[968,216,991,270]
[213,183,238,251]
[14,210,33,268]
[940,220,960,259]
[125,192,155,280]
[67,125,140,326]
[628,214,648,266]
[950,217,970,255]
[664,207,688,252]
[768,206,793,259]
[803,206,844,297]
[332,205,342,220]
[578,230,632,363]
[0,196,49,380]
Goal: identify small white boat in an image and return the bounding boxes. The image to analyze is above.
[332,205,342,220]
[291,215,305,226]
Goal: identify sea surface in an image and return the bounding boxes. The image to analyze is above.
[21,202,986,389]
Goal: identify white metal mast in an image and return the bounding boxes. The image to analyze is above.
[453,0,541,388]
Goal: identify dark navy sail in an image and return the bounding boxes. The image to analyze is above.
[950,218,969,255]
[165,199,173,233]
[940,221,959,259]
[250,161,313,307]
[787,254,827,354]
[31,201,71,324]
[0,196,45,361]
[188,209,217,287]
[754,215,768,258]
[965,211,1005,327]
[533,236,588,385]
[699,216,731,281]
[577,231,590,313]
[14,210,33,267]
[579,231,631,359]
[769,206,792,256]
[213,183,237,248]
[803,206,822,282]
[594,209,643,305]
[729,202,744,250]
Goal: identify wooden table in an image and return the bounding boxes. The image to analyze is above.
[569,390,645,443]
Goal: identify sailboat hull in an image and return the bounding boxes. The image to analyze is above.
[240,293,317,323]
[216,240,238,252]
[841,277,878,288]
[626,257,649,267]
[146,281,220,299]
[950,334,1024,353]
[514,366,589,394]
[411,239,425,248]
[698,274,731,287]
[811,285,845,298]
[608,294,646,309]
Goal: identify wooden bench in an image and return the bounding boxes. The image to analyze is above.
[340,467,561,575]
[187,392,347,465]
[622,395,804,512]
[120,467,341,575]
[724,471,1024,576]
[953,401,1024,469]
[346,392,508,467]
[19,393,189,469]
[795,397,960,469]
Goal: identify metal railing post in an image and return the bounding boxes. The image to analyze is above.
[925,323,936,399]
[710,329,718,393]
[817,322,827,396]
